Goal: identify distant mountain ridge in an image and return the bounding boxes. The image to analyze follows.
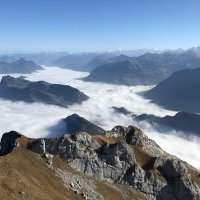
[112,106,200,137]
[0,76,88,107]
[84,51,200,85]
[136,111,200,136]
[0,58,42,74]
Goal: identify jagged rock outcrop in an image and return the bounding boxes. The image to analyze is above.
[0,76,88,107]
[29,125,200,200]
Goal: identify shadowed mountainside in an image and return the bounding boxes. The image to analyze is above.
[0,76,88,107]
[135,111,200,136]
[145,68,200,113]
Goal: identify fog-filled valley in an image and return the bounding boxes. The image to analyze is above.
[0,66,200,169]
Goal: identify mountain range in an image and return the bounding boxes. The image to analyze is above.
[0,58,42,74]
[84,50,200,85]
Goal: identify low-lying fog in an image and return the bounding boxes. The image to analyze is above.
[0,66,200,169]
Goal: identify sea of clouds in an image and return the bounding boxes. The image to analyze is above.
[0,66,200,169]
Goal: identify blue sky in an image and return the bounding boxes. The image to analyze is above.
[0,0,200,52]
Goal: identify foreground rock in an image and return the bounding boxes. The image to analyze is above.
[0,130,147,200]
[0,131,21,155]
[63,114,105,134]
[28,125,200,200]
[0,76,88,107]
[0,58,42,74]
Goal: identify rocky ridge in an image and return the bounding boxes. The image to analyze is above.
[1,122,200,200]
[24,125,200,200]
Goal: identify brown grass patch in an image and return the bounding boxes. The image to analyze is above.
[0,148,82,200]
[93,135,120,145]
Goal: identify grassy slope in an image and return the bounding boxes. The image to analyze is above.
[0,148,83,200]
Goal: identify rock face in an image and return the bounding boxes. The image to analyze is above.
[0,131,21,155]
[63,114,105,134]
[84,51,200,85]
[135,112,200,136]
[145,68,200,113]
[30,125,200,200]
[0,76,88,107]
[0,58,42,74]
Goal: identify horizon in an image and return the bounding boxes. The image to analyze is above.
[0,46,200,55]
[0,0,200,52]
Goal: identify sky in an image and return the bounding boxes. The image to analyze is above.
[0,0,200,52]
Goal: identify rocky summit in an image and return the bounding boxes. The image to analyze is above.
[1,124,199,200]
[63,113,105,134]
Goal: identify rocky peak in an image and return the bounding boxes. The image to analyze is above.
[109,125,165,157]
[0,131,21,155]
[64,114,105,134]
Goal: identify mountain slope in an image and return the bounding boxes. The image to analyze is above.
[0,141,82,200]
[0,131,147,200]
[63,114,105,134]
[145,68,200,112]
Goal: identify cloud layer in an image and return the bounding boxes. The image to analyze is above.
[0,66,199,169]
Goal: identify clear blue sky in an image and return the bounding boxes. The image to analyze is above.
[0,0,200,52]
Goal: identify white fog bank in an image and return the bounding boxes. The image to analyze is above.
[0,66,199,169]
